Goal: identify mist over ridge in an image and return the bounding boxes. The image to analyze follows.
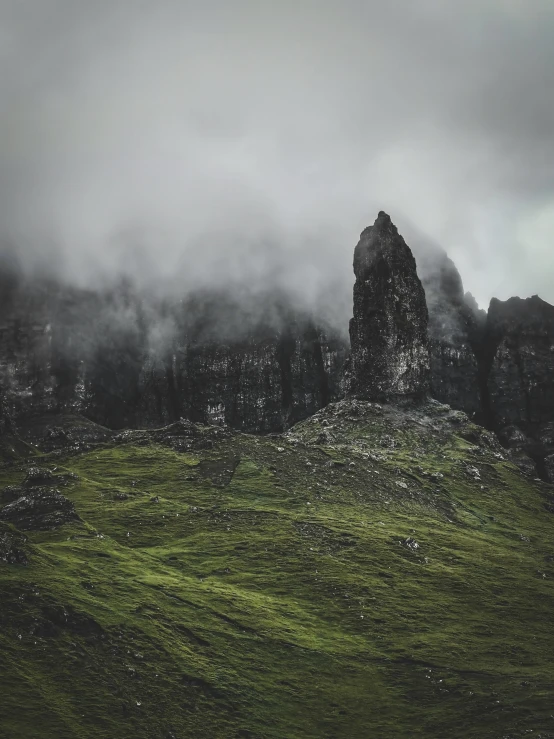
[1,0,554,318]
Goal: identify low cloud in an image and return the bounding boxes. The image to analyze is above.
[1,0,553,320]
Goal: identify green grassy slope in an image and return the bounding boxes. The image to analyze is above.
[1,399,554,739]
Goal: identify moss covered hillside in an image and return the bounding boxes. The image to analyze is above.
[1,399,554,739]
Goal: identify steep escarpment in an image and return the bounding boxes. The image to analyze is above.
[1,211,554,482]
[0,278,348,434]
[348,211,430,399]
[485,296,554,429]
[415,248,486,420]
[481,296,554,475]
[418,269,554,479]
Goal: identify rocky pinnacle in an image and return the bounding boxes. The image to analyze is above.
[348,211,430,399]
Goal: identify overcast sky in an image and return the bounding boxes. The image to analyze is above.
[1,0,553,312]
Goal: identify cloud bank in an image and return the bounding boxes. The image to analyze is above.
[1,0,553,316]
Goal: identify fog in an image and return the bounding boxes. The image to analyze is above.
[1,0,553,321]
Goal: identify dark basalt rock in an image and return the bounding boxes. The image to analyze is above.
[2,485,25,503]
[484,296,554,478]
[486,296,554,428]
[496,425,538,476]
[134,299,348,434]
[0,489,79,530]
[506,450,538,477]
[349,212,430,399]
[0,279,348,434]
[23,467,58,487]
[150,418,233,452]
[497,424,530,450]
[415,247,486,419]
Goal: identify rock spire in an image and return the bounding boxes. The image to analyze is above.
[348,211,430,399]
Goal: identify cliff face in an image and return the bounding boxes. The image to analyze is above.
[1,212,554,481]
[483,296,554,474]
[0,276,348,433]
[348,212,430,399]
[416,249,486,419]
[485,296,554,429]
[416,259,554,479]
[135,320,346,434]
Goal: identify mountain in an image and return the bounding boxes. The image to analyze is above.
[1,213,554,738]
[1,213,554,477]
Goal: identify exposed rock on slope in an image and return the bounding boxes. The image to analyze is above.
[0,489,79,530]
[348,212,430,399]
[2,395,554,737]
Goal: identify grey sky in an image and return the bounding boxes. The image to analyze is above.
[1,0,553,312]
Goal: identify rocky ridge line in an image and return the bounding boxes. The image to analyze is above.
[0,212,554,479]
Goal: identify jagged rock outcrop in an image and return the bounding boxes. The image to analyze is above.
[415,248,486,419]
[346,214,554,479]
[348,212,430,399]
